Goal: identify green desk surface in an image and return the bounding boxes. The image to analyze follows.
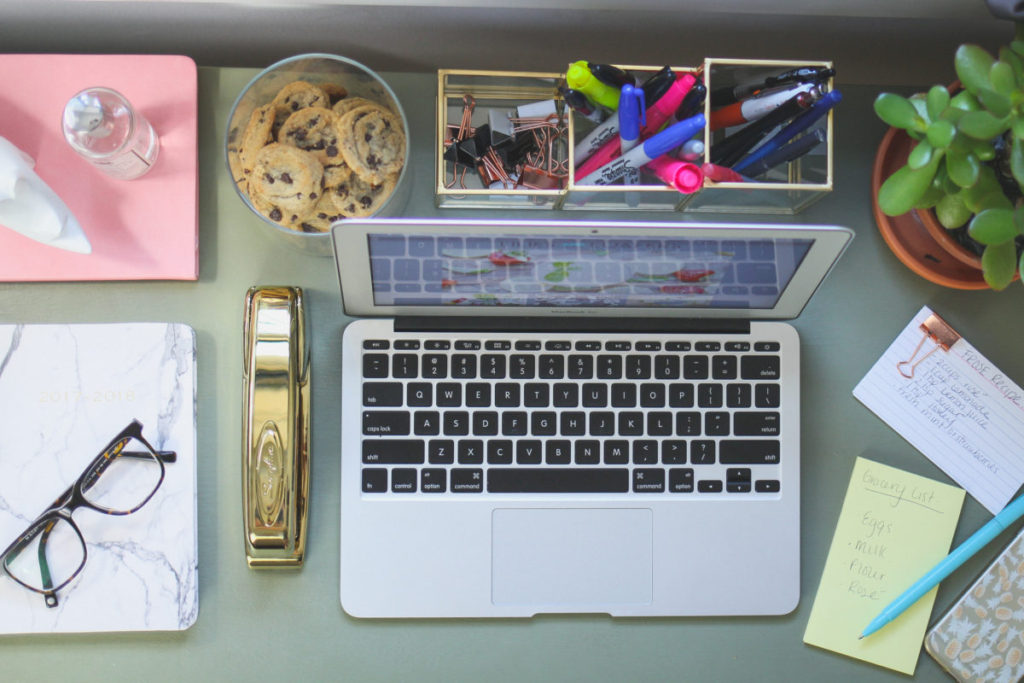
[1,67,1023,681]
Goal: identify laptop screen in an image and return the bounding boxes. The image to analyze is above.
[366,231,813,311]
[334,219,853,320]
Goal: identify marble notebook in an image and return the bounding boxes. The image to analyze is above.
[0,323,198,633]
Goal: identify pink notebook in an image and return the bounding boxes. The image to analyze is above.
[0,54,198,281]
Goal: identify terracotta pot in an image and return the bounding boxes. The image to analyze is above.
[871,126,989,289]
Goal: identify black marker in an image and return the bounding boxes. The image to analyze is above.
[588,63,636,89]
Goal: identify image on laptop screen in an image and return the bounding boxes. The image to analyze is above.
[366,232,813,311]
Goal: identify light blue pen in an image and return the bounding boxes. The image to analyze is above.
[861,492,1024,639]
[733,89,842,174]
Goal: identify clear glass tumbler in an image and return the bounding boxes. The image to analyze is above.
[62,87,160,180]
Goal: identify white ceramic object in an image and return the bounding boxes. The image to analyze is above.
[0,136,91,254]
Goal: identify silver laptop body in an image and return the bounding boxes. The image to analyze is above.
[333,218,852,618]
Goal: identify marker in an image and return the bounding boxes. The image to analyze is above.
[701,162,747,183]
[861,493,1024,639]
[645,156,703,193]
[566,60,621,110]
[572,68,675,166]
[678,138,705,161]
[709,82,819,131]
[618,84,645,205]
[709,65,835,107]
[560,86,606,124]
[576,113,706,187]
[673,81,707,123]
[740,127,827,177]
[618,84,644,154]
[710,90,816,167]
[589,63,636,89]
[733,89,842,174]
[575,72,697,178]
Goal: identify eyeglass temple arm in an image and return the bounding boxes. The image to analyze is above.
[79,449,177,494]
[36,520,59,608]
[124,450,177,463]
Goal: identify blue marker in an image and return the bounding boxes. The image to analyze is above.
[733,89,842,174]
[618,84,645,154]
[618,84,646,205]
[576,113,706,187]
[741,128,827,177]
[861,492,1024,639]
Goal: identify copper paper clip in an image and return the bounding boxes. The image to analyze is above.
[896,312,962,378]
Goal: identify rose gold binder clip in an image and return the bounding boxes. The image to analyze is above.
[896,313,962,378]
[444,94,476,189]
[510,113,568,190]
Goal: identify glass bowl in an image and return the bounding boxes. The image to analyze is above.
[225,53,410,256]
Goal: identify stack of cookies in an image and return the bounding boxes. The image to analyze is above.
[228,80,406,232]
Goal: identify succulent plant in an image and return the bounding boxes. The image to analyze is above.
[874,23,1024,289]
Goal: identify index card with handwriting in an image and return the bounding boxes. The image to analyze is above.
[854,306,1024,514]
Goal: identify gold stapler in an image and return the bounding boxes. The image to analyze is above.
[242,286,310,568]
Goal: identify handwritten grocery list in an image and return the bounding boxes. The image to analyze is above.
[854,306,1024,514]
[804,457,965,674]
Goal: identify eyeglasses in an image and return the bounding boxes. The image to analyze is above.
[0,420,176,608]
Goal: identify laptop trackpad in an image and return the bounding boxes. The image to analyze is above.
[491,508,653,608]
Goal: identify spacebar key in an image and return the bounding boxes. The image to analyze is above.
[487,468,629,493]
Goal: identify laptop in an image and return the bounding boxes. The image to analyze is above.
[333,218,852,618]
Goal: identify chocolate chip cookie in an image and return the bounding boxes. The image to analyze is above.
[278,106,344,166]
[249,143,324,218]
[337,105,406,184]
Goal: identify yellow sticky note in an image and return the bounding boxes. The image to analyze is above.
[804,457,965,675]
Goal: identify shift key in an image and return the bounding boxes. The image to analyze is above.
[362,439,424,464]
[720,440,780,464]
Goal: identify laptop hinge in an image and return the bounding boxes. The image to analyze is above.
[394,317,751,335]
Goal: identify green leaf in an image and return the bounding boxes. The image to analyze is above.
[877,154,942,216]
[978,88,1013,118]
[956,44,997,93]
[907,139,935,169]
[874,93,926,131]
[963,167,1009,211]
[1015,205,1024,236]
[991,61,1017,96]
[1000,46,1024,87]
[926,85,950,120]
[1013,39,1024,57]
[981,240,1018,290]
[913,183,945,210]
[934,192,973,228]
[950,90,981,112]
[909,94,930,121]
[969,208,1018,244]
[1013,118,1024,140]
[958,110,1009,139]
[971,138,997,161]
[946,149,981,188]
[972,190,1014,212]
[926,120,956,149]
[1012,135,1024,190]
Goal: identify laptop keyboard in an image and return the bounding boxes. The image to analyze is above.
[359,335,783,496]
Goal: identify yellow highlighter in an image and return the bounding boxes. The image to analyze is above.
[565,60,621,110]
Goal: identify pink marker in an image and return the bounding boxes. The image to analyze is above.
[701,162,747,183]
[574,73,697,180]
[645,156,703,193]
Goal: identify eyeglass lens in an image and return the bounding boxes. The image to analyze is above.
[81,435,164,513]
